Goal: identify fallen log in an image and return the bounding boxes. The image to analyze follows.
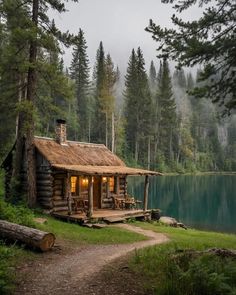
[0,220,55,252]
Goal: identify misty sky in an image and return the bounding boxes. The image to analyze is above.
[53,0,202,74]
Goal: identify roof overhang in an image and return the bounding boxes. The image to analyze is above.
[52,164,162,176]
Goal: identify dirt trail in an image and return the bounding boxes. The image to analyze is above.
[15,224,169,295]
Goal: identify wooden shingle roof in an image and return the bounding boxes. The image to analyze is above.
[34,136,162,176]
[34,136,125,167]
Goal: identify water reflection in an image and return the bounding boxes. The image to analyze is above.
[128,175,236,233]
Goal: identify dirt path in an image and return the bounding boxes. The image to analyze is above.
[15,224,169,295]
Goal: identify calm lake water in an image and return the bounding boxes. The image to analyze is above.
[128,175,236,234]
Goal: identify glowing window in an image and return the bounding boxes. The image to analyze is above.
[109,177,115,192]
[71,176,77,193]
[80,177,89,192]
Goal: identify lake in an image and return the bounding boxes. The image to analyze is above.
[128,175,236,234]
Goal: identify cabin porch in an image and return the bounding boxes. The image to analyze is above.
[52,208,151,223]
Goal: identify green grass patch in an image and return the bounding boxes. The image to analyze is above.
[0,243,35,295]
[36,216,147,245]
[136,222,236,250]
[131,222,236,295]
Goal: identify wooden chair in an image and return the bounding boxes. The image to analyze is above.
[124,196,136,209]
[71,196,88,213]
[112,196,125,210]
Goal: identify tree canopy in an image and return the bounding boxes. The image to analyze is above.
[146,0,236,114]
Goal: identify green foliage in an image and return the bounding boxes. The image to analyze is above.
[131,223,236,295]
[136,250,236,295]
[124,47,154,166]
[146,0,236,114]
[69,29,90,141]
[0,198,35,227]
[0,244,17,295]
[92,42,118,148]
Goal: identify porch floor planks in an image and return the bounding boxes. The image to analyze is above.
[52,209,151,223]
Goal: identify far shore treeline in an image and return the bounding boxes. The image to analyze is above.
[0,2,235,175]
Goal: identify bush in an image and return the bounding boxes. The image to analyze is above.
[133,249,236,295]
[0,244,17,295]
[0,199,35,227]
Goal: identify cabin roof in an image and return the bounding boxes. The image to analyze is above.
[34,136,125,167]
[52,164,162,176]
[2,136,162,176]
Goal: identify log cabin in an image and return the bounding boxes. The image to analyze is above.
[2,120,161,221]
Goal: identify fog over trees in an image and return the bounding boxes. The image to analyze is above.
[0,0,235,185]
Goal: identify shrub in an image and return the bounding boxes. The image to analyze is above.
[132,247,236,295]
[0,244,17,295]
[0,199,35,227]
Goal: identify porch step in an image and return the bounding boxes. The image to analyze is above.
[103,216,126,223]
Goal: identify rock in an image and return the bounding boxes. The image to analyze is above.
[83,223,93,228]
[33,217,47,224]
[159,216,178,227]
[177,222,187,230]
[92,223,107,229]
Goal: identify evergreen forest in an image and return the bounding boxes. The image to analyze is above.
[0,0,235,175]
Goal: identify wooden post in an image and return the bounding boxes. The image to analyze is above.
[87,176,93,218]
[66,173,72,215]
[100,177,103,208]
[124,176,127,197]
[143,175,149,212]
[106,177,110,199]
[116,176,120,195]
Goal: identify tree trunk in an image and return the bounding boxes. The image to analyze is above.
[169,127,173,161]
[25,0,39,208]
[0,220,55,252]
[88,113,91,143]
[135,138,139,162]
[12,75,26,196]
[111,112,115,153]
[147,136,151,170]
[105,111,108,147]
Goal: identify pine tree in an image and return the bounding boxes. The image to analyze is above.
[146,0,236,113]
[187,72,195,91]
[156,58,177,166]
[124,49,138,159]
[69,29,90,141]
[149,60,157,92]
[124,48,153,167]
[104,53,116,149]
[92,41,106,143]
[173,68,187,89]
[0,0,78,206]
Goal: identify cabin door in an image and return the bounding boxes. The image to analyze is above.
[93,176,101,209]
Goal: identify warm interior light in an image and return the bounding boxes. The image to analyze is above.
[110,177,115,192]
[102,177,107,183]
[82,177,88,185]
[71,176,77,193]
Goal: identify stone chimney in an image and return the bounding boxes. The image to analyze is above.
[55,119,67,145]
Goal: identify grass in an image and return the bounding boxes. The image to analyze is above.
[130,222,236,295]
[135,221,236,250]
[36,215,147,245]
[0,243,36,295]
